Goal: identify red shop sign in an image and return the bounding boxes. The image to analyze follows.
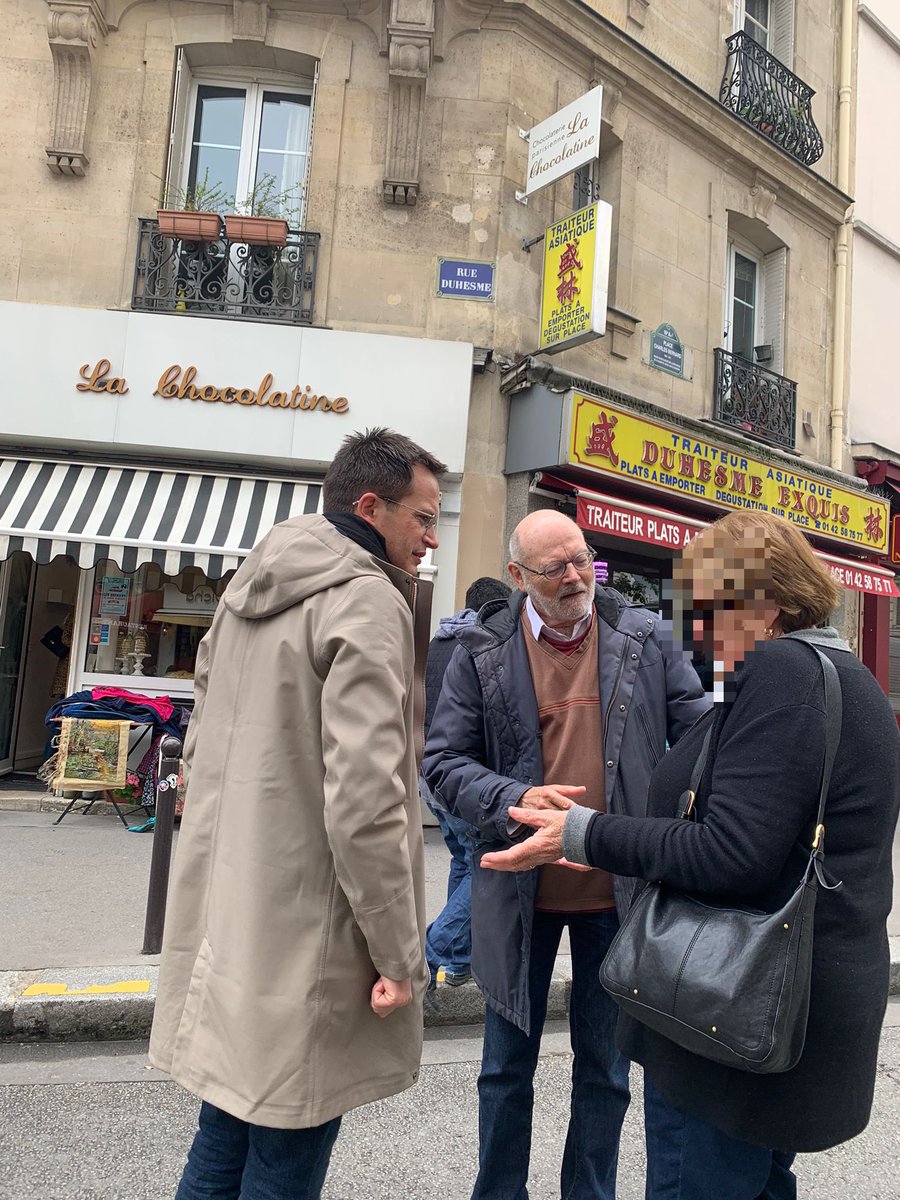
[576,495,700,550]
[827,562,900,597]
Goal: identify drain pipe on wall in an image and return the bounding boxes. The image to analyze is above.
[830,0,854,471]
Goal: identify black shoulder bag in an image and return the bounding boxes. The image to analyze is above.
[599,642,842,1074]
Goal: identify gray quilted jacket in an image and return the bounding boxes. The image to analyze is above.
[422,586,709,1034]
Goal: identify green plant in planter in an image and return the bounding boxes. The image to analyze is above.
[234,173,305,222]
[158,168,234,214]
[739,86,780,135]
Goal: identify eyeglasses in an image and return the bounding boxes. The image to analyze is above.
[376,495,439,531]
[515,547,596,581]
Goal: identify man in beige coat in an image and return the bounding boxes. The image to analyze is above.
[149,428,446,1200]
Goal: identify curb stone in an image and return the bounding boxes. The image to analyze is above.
[0,967,159,1042]
[0,962,574,1043]
[2,947,898,1044]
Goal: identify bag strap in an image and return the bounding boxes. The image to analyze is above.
[675,642,843,893]
[677,725,713,818]
[806,645,843,890]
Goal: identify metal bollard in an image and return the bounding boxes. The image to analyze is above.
[141,735,183,956]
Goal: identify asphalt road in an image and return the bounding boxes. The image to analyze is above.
[2,1007,899,1200]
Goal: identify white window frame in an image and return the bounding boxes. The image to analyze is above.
[724,236,788,375]
[166,57,316,228]
[734,0,795,66]
[735,0,771,49]
[724,239,763,362]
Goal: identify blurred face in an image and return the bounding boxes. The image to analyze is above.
[361,464,441,575]
[509,525,594,630]
[683,539,779,697]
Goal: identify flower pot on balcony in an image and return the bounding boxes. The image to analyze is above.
[157,209,222,241]
[224,215,289,248]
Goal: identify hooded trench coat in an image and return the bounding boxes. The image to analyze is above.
[149,516,429,1128]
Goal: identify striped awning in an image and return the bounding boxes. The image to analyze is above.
[0,457,323,579]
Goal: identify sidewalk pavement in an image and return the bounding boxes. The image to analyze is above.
[1,805,898,1042]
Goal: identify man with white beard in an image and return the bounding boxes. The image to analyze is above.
[423,510,708,1200]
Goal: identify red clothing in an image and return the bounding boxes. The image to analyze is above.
[91,687,174,721]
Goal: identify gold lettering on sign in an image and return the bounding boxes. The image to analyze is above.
[153,365,350,415]
[77,360,129,395]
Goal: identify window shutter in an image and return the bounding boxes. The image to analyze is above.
[163,49,192,202]
[770,0,795,67]
[762,246,787,375]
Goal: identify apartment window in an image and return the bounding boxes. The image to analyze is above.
[188,84,310,224]
[166,54,315,227]
[724,240,787,374]
[734,0,794,66]
[741,0,770,48]
[726,246,760,361]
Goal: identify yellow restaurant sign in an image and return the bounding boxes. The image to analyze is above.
[539,202,612,354]
[567,393,889,553]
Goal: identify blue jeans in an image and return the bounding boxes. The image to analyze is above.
[425,803,474,977]
[643,1077,796,1200]
[473,910,630,1200]
[174,1101,341,1200]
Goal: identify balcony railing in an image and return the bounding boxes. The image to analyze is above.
[713,348,797,450]
[719,31,824,167]
[132,219,319,325]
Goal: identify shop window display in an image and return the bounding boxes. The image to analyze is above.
[82,562,231,682]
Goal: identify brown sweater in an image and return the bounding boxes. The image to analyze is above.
[523,615,616,913]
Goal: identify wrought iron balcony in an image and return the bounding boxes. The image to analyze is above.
[719,31,823,167]
[713,348,797,450]
[132,219,319,325]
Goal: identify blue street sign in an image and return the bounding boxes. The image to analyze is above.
[436,258,495,302]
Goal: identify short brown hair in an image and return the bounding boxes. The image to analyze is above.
[676,511,841,633]
[322,427,447,513]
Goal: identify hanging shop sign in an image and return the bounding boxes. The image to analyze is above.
[436,258,495,301]
[539,202,613,353]
[648,324,685,378]
[520,87,602,200]
[566,392,890,553]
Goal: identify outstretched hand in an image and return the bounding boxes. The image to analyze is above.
[519,784,586,811]
[481,807,592,873]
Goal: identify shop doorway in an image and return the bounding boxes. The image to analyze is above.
[0,554,35,774]
[0,554,80,777]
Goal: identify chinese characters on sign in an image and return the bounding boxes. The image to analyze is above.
[575,492,898,595]
[436,258,495,301]
[520,87,603,199]
[539,203,613,353]
[567,392,890,553]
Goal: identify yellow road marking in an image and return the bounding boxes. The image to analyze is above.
[22,980,151,997]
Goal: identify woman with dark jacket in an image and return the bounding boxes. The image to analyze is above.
[482,511,900,1199]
